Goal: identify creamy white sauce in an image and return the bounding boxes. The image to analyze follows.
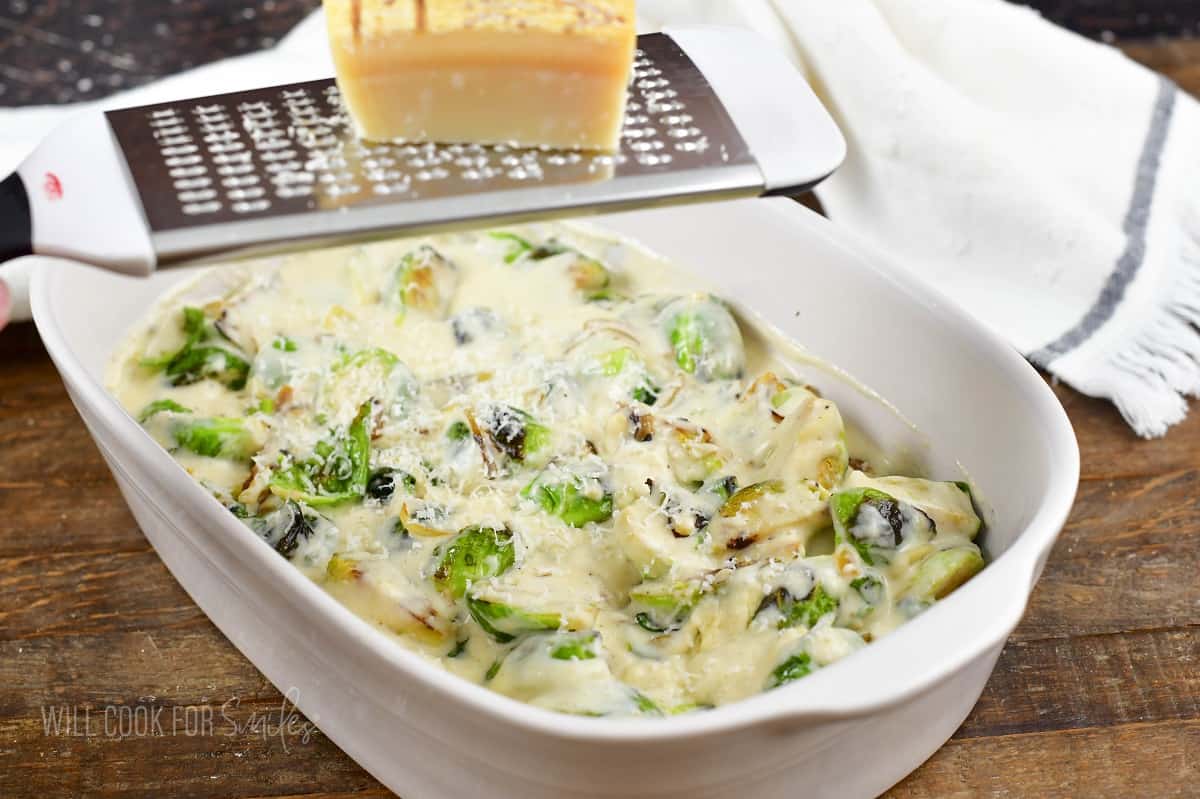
[109,223,985,717]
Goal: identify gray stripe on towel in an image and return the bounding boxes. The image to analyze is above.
[1030,76,1178,366]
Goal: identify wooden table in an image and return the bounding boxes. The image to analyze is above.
[2,5,1199,797]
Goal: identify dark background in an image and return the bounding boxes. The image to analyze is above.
[0,0,1197,106]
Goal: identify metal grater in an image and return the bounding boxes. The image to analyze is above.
[1,28,845,273]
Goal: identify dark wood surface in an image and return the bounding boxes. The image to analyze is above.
[3,4,1200,798]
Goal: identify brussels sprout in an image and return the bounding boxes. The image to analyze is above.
[331,347,418,417]
[325,553,363,581]
[142,306,250,390]
[549,631,599,661]
[830,487,935,566]
[489,231,538,263]
[851,574,886,606]
[768,652,814,688]
[475,404,550,465]
[398,500,455,538]
[432,526,516,598]
[138,398,191,423]
[595,347,660,405]
[254,500,314,558]
[450,306,503,345]
[719,480,785,518]
[249,335,303,391]
[629,581,701,633]
[466,596,563,643]
[707,475,739,502]
[632,692,661,715]
[365,468,417,501]
[598,347,632,377]
[755,583,839,630]
[906,547,984,601]
[568,256,612,300]
[662,420,724,487]
[522,467,613,527]
[269,401,372,507]
[171,416,259,460]
[487,629,643,716]
[843,474,983,540]
[389,245,458,317]
[488,231,571,264]
[660,295,745,381]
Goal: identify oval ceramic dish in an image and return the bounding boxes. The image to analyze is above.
[30,198,1078,799]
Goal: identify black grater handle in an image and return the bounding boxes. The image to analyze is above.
[0,172,33,264]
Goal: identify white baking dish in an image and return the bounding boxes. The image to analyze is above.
[30,198,1078,799]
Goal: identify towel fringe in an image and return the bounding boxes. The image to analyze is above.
[1098,199,1200,437]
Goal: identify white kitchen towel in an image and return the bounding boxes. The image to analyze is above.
[3,2,1198,437]
[639,0,1200,438]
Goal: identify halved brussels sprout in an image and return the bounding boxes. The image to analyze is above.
[488,231,564,264]
[171,416,260,460]
[595,347,660,405]
[843,473,983,540]
[269,401,372,506]
[388,245,458,317]
[325,552,363,581]
[330,347,418,418]
[628,580,702,633]
[322,557,457,642]
[663,420,724,487]
[830,487,935,565]
[522,465,613,527]
[432,525,516,598]
[137,398,190,423]
[398,500,455,538]
[250,335,304,391]
[365,467,417,502]
[567,256,612,300]
[906,547,984,601]
[768,651,814,688]
[450,306,503,345]
[140,401,260,461]
[660,295,745,381]
[755,583,839,630]
[488,232,609,300]
[141,306,251,390]
[719,480,785,518]
[549,631,599,661]
[487,630,647,716]
[466,597,563,643]
[253,500,314,558]
[850,574,886,606]
[470,404,551,472]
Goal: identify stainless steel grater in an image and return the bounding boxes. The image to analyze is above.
[0,27,845,275]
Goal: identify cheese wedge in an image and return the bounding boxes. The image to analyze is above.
[325,0,637,151]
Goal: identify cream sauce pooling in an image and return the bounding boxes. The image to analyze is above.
[109,223,984,717]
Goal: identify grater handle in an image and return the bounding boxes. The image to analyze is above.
[15,111,156,276]
[0,172,34,323]
[0,172,33,264]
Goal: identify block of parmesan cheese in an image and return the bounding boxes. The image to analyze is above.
[325,0,637,151]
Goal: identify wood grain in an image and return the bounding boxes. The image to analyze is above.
[2,6,1200,798]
